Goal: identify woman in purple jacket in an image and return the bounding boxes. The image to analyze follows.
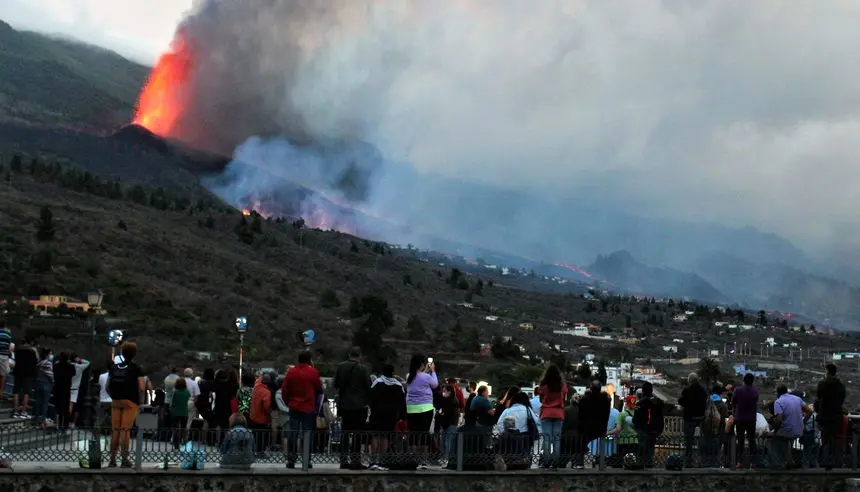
[406,353,438,470]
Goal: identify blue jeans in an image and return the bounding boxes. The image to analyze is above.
[443,425,458,460]
[34,379,52,420]
[541,418,563,464]
[286,410,316,464]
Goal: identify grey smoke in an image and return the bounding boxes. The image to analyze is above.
[136,1,860,273]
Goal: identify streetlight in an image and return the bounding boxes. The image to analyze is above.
[84,289,104,464]
[235,316,248,381]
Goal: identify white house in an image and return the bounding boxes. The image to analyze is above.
[673,338,685,343]
[662,345,679,353]
[485,315,499,322]
[673,314,688,322]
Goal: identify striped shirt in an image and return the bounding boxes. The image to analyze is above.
[37,358,54,382]
[0,329,11,357]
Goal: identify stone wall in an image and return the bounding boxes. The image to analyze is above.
[2,469,860,492]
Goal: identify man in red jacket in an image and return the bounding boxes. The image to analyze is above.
[281,351,323,468]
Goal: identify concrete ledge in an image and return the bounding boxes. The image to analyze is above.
[2,468,860,492]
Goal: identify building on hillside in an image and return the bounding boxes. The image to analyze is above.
[662,345,678,353]
[519,322,535,331]
[618,338,641,345]
[733,364,767,378]
[673,314,688,322]
[24,295,104,315]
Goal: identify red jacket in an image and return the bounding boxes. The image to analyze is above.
[282,363,322,414]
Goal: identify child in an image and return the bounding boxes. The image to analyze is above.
[179,420,206,470]
[171,378,191,450]
[220,413,255,470]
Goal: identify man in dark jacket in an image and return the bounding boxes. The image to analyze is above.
[678,373,708,467]
[633,382,664,468]
[332,347,371,470]
[817,363,846,469]
[578,380,611,460]
[12,339,38,419]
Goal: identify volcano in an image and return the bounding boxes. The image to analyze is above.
[109,124,231,176]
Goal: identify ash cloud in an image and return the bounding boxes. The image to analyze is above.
[10,1,860,273]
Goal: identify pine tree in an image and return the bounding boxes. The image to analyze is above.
[36,206,55,241]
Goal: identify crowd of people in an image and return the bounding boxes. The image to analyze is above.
[676,363,849,470]
[0,319,854,471]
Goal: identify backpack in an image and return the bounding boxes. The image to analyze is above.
[237,388,252,415]
[700,398,722,436]
[108,363,130,399]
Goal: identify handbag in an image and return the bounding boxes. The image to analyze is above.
[525,408,539,442]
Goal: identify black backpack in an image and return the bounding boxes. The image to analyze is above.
[108,363,131,398]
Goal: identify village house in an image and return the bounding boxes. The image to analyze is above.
[8,294,107,315]
[519,322,535,331]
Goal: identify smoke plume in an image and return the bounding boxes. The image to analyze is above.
[132,0,860,274]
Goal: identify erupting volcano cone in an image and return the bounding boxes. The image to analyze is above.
[133,32,191,138]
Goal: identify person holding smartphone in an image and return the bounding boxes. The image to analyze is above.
[405,354,438,470]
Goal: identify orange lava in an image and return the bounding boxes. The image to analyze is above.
[133,33,191,137]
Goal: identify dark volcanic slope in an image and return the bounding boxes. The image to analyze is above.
[588,250,727,304]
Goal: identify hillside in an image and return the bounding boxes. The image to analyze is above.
[0,20,148,131]
[588,251,727,305]
[0,159,585,379]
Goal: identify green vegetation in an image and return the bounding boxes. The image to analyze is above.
[0,21,148,129]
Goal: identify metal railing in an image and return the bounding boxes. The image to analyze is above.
[0,424,855,472]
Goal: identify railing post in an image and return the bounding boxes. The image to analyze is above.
[301,429,311,472]
[852,433,858,469]
[598,437,606,470]
[456,432,464,471]
[134,427,144,471]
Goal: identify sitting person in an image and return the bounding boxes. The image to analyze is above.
[179,420,206,470]
[220,413,255,470]
[496,415,532,470]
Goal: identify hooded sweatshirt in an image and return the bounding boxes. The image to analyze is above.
[249,378,272,425]
[370,375,406,422]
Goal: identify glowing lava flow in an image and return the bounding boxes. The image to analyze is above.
[133,33,191,137]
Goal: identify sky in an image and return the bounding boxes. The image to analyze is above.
[0,0,192,63]
[2,0,860,259]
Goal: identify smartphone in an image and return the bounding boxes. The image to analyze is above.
[427,357,434,364]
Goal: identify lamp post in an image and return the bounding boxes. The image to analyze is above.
[235,316,248,381]
[84,289,104,464]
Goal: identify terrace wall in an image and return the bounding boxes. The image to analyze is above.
[4,469,860,492]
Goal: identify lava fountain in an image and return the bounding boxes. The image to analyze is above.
[133,32,192,138]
